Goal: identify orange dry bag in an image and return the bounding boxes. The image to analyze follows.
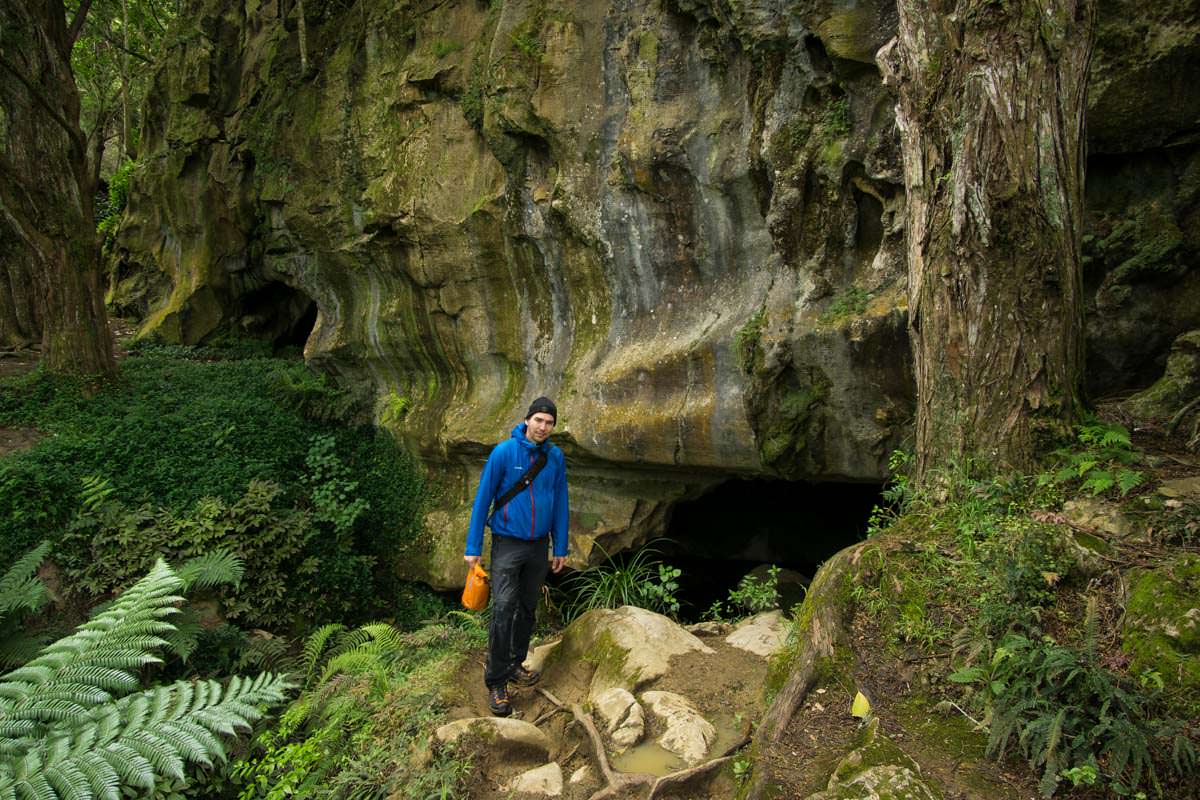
[462,563,490,611]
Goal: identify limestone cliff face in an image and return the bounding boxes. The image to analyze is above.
[112,0,1200,585]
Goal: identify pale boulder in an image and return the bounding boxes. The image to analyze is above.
[558,606,714,694]
[592,687,645,750]
[502,763,563,797]
[434,717,550,762]
[725,610,789,657]
[641,690,716,765]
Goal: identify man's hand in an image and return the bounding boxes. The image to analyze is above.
[464,555,480,568]
[551,556,565,573]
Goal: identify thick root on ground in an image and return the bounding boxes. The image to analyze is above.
[744,543,866,800]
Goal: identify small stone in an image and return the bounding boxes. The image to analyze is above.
[524,640,559,674]
[569,765,593,785]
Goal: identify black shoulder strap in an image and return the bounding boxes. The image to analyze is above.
[493,450,549,512]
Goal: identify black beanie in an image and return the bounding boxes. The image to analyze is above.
[525,396,557,422]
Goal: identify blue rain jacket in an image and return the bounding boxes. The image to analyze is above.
[466,422,569,558]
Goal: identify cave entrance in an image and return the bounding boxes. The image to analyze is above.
[236,281,317,353]
[659,478,883,618]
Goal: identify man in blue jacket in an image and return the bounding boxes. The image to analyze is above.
[465,396,569,716]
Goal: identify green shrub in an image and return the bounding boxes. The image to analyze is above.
[95,157,136,248]
[950,612,1195,797]
[819,285,870,324]
[0,351,426,600]
[57,477,377,631]
[728,565,782,614]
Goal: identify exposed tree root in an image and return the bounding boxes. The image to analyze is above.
[744,543,866,800]
[537,687,751,800]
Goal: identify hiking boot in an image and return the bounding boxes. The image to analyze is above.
[512,665,540,687]
[488,684,512,716]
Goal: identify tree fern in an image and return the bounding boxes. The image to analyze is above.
[0,543,51,669]
[0,560,291,800]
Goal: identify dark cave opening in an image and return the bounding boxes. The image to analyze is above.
[658,478,883,618]
[236,281,317,352]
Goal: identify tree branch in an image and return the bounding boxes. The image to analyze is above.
[96,27,154,64]
[68,0,96,45]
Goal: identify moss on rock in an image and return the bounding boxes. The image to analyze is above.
[1121,555,1200,700]
[807,718,942,800]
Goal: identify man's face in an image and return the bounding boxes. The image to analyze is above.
[525,412,555,443]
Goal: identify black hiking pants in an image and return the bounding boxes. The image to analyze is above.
[485,534,549,689]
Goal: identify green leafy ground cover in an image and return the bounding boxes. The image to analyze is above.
[0,344,430,629]
[850,419,1200,799]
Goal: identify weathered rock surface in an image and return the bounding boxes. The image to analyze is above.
[434,717,551,762]
[550,605,713,695]
[502,762,563,797]
[725,610,789,657]
[592,687,644,750]
[806,719,941,800]
[1122,555,1200,695]
[642,690,716,766]
[1123,330,1200,421]
[112,0,1200,584]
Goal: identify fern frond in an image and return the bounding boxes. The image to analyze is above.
[0,542,50,619]
[78,476,116,513]
[1,561,183,699]
[174,550,244,591]
[238,633,293,674]
[73,752,118,800]
[352,623,407,656]
[0,633,48,671]
[1117,469,1145,496]
[300,624,345,689]
[6,674,291,799]
[161,615,202,664]
[316,651,386,689]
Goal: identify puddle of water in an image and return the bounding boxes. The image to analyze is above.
[610,712,744,777]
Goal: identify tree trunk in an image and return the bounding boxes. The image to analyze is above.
[0,0,116,376]
[878,0,1095,483]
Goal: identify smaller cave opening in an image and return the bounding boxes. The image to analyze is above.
[658,478,883,619]
[235,281,317,353]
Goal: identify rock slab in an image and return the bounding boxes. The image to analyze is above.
[503,763,563,797]
[593,687,645,750]
[434,717,550,763]
[725,610,789,657]
[641,690,716,766]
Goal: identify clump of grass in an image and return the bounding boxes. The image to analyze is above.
[559,543,682,621]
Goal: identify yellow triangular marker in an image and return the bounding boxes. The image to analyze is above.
[851,690,871,719]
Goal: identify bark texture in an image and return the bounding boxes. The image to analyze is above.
[0,0,115,374]
[879,0,1096,480]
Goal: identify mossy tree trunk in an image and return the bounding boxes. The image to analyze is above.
[0,0,116,375]
[879,0,1095,484]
